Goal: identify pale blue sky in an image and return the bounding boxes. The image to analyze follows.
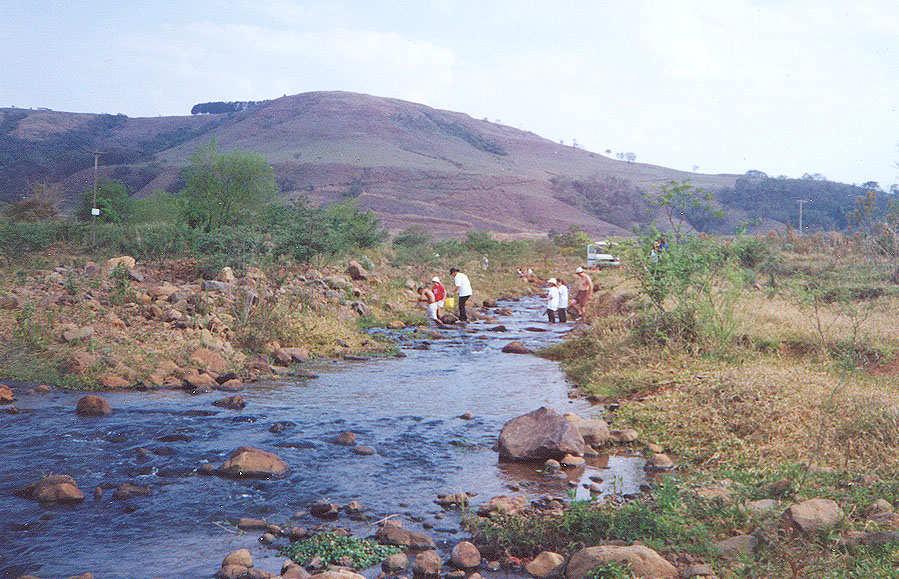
[2,0,897,187]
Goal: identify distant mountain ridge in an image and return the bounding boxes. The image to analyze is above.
[1,91,878,236]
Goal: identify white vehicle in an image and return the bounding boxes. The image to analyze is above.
[586,242,621,268]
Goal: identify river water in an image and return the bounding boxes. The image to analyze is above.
[0,297,644,578]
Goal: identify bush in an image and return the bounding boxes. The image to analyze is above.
[282,532,400,570]
[78,179,134,224]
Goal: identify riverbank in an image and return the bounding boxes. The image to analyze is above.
[481,238,899,577]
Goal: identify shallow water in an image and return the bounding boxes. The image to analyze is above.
[0,297,644,578]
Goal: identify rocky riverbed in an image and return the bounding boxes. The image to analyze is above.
[0,297,645,578]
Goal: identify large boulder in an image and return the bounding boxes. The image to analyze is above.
[106,256,136,271]
[76,395,111,416]
[564,413,610,447]
[501,341,531,354]
[566,545,677,578]
[19,474,85,504]
[412,550,441,577]
[498,407,585,461]
[783,498,843,533]
[375,520,435,549]
[450,541,481,568]
[218,447,288,478]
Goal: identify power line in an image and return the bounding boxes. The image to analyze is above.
[795,199,811,234]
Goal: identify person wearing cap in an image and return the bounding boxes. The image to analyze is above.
[573,267,594,318]
[545,278,560,323]
[556,278,569,323]
[449,267,473,321]
[431,276,446,318]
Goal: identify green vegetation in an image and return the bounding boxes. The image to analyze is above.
[281,532,400,570]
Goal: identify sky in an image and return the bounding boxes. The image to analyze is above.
[2,0,898,188]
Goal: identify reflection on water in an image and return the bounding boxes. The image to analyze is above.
[0,297,643,578]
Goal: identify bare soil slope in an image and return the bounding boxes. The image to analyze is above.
[1,91,738,236]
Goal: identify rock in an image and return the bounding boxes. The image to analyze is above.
[272,348,293,366]
[383,552,409,573]
[783,498,843,533]
[646,443,663,453]
[412,550,441,577]
[353,445,375,456]
[63,326,94,342]
[310,500,340,519]
[565,545,677,578]
[388,320,406,329]
[237,518,268,530]
[866,499,894,517]
[501,341,531,354]
[76,395,111,416]
[543,459,561,473]
[218,447,289,478]
[451,541,481,568]
[268,421,295,434]
[184,371,218,390]
[561,454,586,468]
[198,463,215,475]
[218,267,236,283]
[289,526,309,541]
[0,294,20,309]
[477,495,527,517]
[106,255,136,270]
[324,275,352,290]
[564,414,611,447]
[695,484,734,502]
[682,563,715,577]
[112,483,151,500]
[459,411,474,420]
[281,347,310,363]
[0,384,14,404]
[203,280,232,292]
[609,428,639,443]
[219,378,244,391]
[64,351,97,375]
[346,260,368,281]
[498,407,585,461]
[436,492,471,508]
[100,374,130,388]
[31,384,51,394]
[768,478,793,497]
[525,551,565,577]
[488,324,507,332]
[375,520,436,548]
[841,530,899,547]
[645,453,675,471]
[260,532,276,544]
[191,348,229,373]
[744,498,779,516]
[282,563,311,579]
[214,395,247,410]
[716,534,758,558]
[334,431,357,446]
[67,574,93,579]
[19,474,85,504]
[310,572,364,579]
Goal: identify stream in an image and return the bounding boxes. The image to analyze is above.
[0,297,645,578]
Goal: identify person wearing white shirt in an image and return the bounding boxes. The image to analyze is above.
[545,278,560,323]
[556,278,569,323]
[449,267,473,321]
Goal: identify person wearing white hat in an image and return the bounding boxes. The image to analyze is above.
[431,276,446,318]
[545,278,560,323]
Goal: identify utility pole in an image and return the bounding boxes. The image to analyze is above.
[90,151,104,245]
[796,199,811,234]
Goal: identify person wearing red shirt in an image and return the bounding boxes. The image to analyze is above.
[431,276,446,319]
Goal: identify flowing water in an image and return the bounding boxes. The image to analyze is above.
[0,297,644,578]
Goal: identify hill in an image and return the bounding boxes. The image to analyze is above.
[2,91,884,236]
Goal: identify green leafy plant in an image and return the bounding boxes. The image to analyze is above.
[281,532,400,570]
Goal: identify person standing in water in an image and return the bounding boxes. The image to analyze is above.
[431,276,446,319]
[450,267,473,321]
[573,267,594,318]
[556,278,569,322]
[545,278,560,323]
[416,286,440,324]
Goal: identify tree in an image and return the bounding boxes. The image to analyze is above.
[182,141,278,231]
[648,180,723,240]
[79,179,133,224]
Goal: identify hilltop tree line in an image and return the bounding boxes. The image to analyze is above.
[190,101,265,115]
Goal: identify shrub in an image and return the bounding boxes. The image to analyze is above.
[282,532,400,569]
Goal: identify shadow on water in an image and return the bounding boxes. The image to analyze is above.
[0,297,644,578]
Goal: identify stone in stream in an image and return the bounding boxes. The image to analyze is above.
[609,428,639,443]
[217,447,289,478]
[413,550,441,577]
[112,483,151,500]
[458,411,474,420]
[451,541,481,568]
[237,518,268,530]
[382,552,409,573]
[487,325,507,332]
[501,341,531,354]
[333,431,357,446]
[375,520,436,548]
[564,413,611,447]
[269,421,295,434]
[0,384,14,404]
[75,395,111,417]
[498,407,586,461]
[561,454,586,468]
[213,395,246,410]
[352,445,376,456]
[566,545,677,578]
[18,474,85,504]
[309,500,340,520]
[477,495,527,517]
[645,453,675,471]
